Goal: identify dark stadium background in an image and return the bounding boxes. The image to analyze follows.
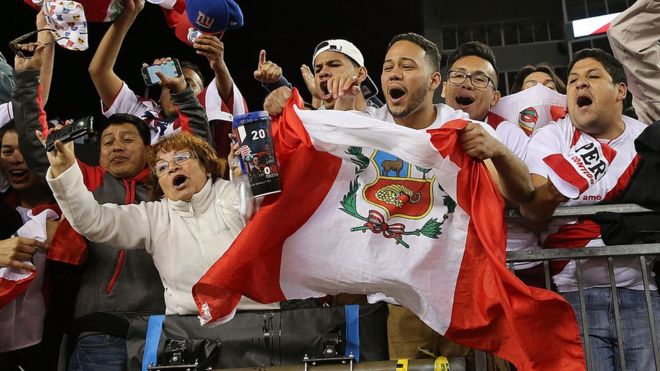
[1,0,579,121]
[2,1,425,120]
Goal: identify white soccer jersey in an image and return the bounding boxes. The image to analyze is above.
[102,81,248,144]
[102,82,176,144]
[525,115,653,292]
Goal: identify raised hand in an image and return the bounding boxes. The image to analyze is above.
[194,34,225,73]
[300,64,321,101]
[36,9,49,30]
[14,42,46,71]
[253,50,282,84]
[122,0,145,17]
[36,125,76,178]
[227,133,244,178]
[145,57,186,94]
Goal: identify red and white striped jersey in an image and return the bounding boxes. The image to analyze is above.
[525,115,651,291]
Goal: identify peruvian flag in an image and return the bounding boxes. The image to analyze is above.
[0,209,55,352]
[488,84,567,136]
[0,206,85,308]
[193,90,585,370]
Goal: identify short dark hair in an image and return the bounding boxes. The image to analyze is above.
[0,121,15,143]
[446,41,499,85]
[511,63,566,94]
[179,60,205,87]
[567,48,627,85]
[99,113,151,146]
[388,33,442,73]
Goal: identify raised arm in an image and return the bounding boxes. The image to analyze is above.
[253,50,291,93]
[88,0,144,108]
[41,135,152,250]
[194,34,234,103]
[172,86,211,143]
[155,61,212,143]
[35,10,55,105]
[12,43,49,178]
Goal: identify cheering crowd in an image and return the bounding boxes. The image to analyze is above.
[1,0,659,370]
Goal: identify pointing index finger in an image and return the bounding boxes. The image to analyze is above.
[259,50,267,66]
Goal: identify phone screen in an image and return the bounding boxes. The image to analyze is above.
[144,60,180,85]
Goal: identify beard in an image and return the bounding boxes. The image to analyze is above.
[387,80,429,119]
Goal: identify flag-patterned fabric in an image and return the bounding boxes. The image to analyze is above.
[193,90,585,371]
[488,84,567,136]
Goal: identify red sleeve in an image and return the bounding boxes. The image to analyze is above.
[48,218,88,266]
[76,160,105,192]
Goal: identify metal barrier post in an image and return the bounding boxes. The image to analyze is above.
[607,257,627,370]
[639,256,660,370]
[575,260,593,370]
[542,261,552,290]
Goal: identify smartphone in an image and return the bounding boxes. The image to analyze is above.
[46,116,95,152]
[141,59,182,86]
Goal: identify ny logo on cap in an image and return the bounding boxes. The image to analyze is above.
[195,11,215,30]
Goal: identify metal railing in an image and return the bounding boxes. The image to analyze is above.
[215,358,464,371]
[499,203,660,371]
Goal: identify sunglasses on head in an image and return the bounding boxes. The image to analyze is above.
[9,29,65,58]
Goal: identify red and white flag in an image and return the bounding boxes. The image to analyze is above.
[0,209,57,352]
[488,84,567,136]
[543,141,618,199]
[193,90,585,371]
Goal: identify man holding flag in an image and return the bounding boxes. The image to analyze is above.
[521,48,657,370]
[193,35,585,370]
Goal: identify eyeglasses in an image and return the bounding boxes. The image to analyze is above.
[153,151,194,176]
[9,29,66,58]
[447,70,494,89]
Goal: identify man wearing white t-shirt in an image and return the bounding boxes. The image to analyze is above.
[359,33,533,205]
[326,32,533,362]
[441,42,529,159]
[521,48,658,370]
[441,41,544,284]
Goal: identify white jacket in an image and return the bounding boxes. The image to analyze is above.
[47,162,278,315]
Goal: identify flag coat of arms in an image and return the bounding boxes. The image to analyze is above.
[193,90,585,370]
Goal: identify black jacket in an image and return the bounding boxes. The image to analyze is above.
[594,121,660,244]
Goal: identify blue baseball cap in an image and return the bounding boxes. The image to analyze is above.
[186,0,244,34]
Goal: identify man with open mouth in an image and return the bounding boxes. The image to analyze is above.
[261,39,379,116]
[358,34,533,206]
[326,32,534,362]
[520,48,656,370]
[442,41,529,161]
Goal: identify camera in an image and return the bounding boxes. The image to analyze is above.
[46,116,95,152]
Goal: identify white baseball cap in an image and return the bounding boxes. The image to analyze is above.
[312,39,379,99]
